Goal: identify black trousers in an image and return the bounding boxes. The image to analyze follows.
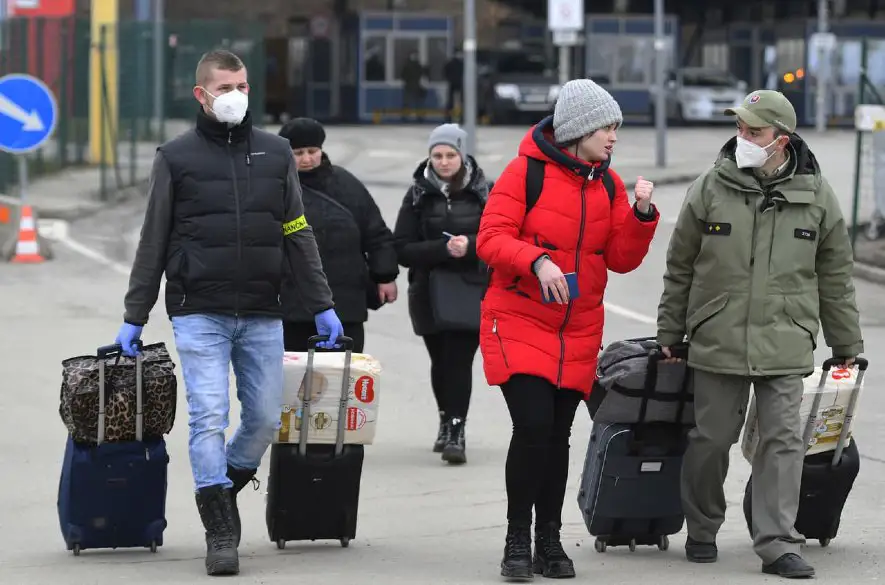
[501,374,584,527]
[283,321,366,353]
[422,331,479,420]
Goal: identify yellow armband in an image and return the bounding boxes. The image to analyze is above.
[282,215,308,235]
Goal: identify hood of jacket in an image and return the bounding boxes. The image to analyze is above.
[517,115,611,186]
[712,134,823,200]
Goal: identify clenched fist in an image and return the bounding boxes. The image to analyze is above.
[634,176,654,214]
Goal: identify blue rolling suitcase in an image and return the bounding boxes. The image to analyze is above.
[57,342,169,556]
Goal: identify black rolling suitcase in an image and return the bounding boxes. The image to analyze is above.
[266,335,364,549]
[577,346,692,553]
[743,357,867,547]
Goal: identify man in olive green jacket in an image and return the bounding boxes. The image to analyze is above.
[656,90,864,578]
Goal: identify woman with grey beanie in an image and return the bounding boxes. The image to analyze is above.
[393,123,491,465]
[476,79,659,580]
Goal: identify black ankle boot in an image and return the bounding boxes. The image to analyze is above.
[442,417,467,464]
[227,465,258,546]
[195,485,239,576]
[501,524,533,581]
[533,522,575,578]
[433,412,448,453]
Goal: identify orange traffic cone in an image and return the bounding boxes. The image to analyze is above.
[10,205,45,264]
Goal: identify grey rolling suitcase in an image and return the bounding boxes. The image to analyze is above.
[577,347,692,553]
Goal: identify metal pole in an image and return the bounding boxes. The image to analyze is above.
[558,45,569,86]
[17,156,28,206]
[462,0,477,156]
[153,0,165,141]
[654,0,666,168]
[816,0,829,132]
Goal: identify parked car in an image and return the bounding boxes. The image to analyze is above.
[478,50,561,125]
[650,67,747,125]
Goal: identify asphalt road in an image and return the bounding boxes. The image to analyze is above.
[2,127,884,584]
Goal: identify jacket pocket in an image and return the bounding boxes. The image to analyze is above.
[783,295,819,350]
[492,318,510,369]
[686,291,729,341]
[534,234,558,251]
[168,249,189,306]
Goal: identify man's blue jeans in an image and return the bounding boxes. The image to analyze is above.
[171,313,284,491]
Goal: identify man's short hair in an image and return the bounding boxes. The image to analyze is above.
[195,49,245,86]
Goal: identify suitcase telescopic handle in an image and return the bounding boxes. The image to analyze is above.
[96,340,145,445]
[804,356,868,467]
[307,335,354,351]
[97,340,143,358]
[821,356,868,371]
[299,336,355,456]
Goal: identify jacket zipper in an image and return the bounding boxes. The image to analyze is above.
[492,318,510,368]
[228,132,242,316]
[556,177,588,388]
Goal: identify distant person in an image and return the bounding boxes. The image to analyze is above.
[444,51,464,122]
[394,123,490,465]
[113,50,343,576]
[277,117,399,353]
[400,52,428,122]
[476,79,659,580]
[656,90,864,578]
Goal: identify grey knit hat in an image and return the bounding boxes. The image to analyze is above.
[428,123,467,158]
[553,79,623,144]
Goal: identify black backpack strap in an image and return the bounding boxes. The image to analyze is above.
[524,156,545,215]
[601,171,615,204]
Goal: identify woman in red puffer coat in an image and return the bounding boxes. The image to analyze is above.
[476,78,659,580]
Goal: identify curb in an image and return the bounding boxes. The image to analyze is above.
[853,261,885,285]
[35,179,149,221]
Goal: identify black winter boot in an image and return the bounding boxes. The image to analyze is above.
[227,465,259,546]
[442,417,466,464]
[533,522,575,578]
[433,412,448,453]
[501,524,533,581]
[195,485,239,576]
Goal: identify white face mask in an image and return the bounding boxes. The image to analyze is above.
[203,88,248,125]
[735,136,778,169]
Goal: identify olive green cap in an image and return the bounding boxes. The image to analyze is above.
[724,90,797,134]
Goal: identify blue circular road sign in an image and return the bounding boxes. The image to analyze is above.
[0,73,59,155]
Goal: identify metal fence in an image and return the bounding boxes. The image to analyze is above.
[0,16,266,200]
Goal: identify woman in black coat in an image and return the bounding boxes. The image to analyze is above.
[279,118,399,353]
[394,123,489,465]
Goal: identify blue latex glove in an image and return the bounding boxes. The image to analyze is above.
[115,323,144,357]
[314,309,344,349]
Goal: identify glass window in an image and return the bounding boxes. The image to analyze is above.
[287,38,307,87]
[864,40,885,88]
[362,36,386,82]
[393,37,421,83]
[426,36,448,82]
[615,36,653,84]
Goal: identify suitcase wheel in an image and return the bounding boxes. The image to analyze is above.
[340,537,350,548]
[150,540,158,553]
[819,538,831,548]
[658,535,669,551]
[594,538,607,553]
[629,539,637,552]
[72,544,81,557]
[277,539,286,550]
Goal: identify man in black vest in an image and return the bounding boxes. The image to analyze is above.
[112,50,343,576]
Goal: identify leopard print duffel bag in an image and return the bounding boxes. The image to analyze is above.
[59,343,178,444]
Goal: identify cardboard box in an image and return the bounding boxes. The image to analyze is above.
[742,365,864,462]
[275,351,382,446]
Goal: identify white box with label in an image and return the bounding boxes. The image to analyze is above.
[275,351,382,446]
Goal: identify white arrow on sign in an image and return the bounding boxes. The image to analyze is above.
[0,91,45,131]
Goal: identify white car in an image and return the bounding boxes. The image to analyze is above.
[650,67,748,125]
